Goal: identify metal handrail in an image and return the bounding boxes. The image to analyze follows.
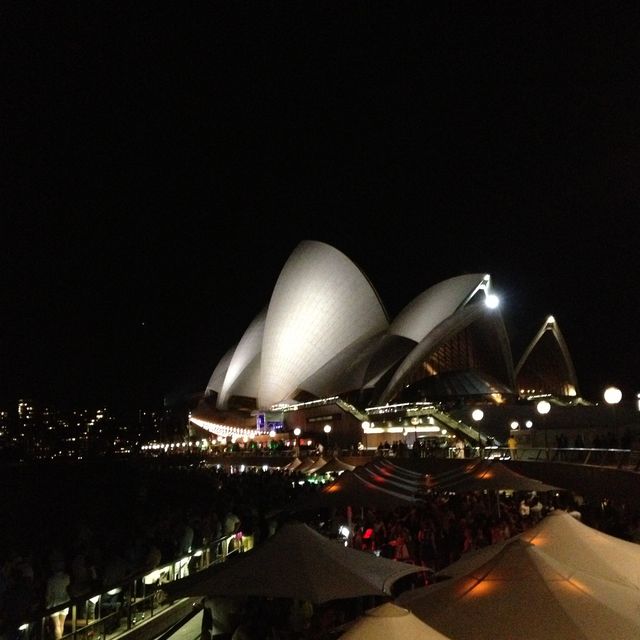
[16,533,242,640]
[479,445,638,470]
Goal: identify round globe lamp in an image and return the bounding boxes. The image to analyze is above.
[536,400,551,455]
[604,386,622,442]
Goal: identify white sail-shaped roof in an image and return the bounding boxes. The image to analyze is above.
[222,356,261,403]
[258,240,389,409]
[217,309,266,409]
[514,315,580,397]
[390,273,491,342]
[379,303,513,404]
[206,346,236,395]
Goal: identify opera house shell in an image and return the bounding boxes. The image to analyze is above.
[192,240,580,446]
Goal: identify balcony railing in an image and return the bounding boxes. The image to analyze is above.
[16,533,245,640]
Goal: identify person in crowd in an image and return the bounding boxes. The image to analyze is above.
[100,542,130,626]
[222,505,241,537]
[2,556,37,636]
[45,557,70,640]
[69,543,99,621]
[177,515,195,557]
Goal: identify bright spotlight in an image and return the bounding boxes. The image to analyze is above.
[485,294,500,309]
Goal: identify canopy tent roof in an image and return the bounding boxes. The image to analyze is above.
[304,456,329,474]
[317,457,356,474]
[367,458,429,485]
[520,509,640,590]
[397,537,640,640]
[426,459,562,493]
[368,458,427,478]
[436,510,640,587]
[295,456,319,473]
[354,467,425,499]
[338,602,452,639]
[286,469,423,514]
[164,521,423,605]
[284,456,302,471]
[352,458,429,499]
[332,468,423,504]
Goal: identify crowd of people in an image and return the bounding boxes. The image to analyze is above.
[0,461,316,639]
[1,458,639,640]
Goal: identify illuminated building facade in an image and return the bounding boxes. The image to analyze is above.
[194,241,581,447]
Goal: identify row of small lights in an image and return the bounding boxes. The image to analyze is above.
[189,383,632,445]
[142,441,209,451]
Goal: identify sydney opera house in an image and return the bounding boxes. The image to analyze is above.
[190,240,584,449]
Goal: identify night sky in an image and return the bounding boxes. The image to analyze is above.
[3,4,639,411]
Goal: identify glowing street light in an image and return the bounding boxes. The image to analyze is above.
[604,386,622,405]
[471,408,484,454]
[604,386,622,443]
[361,421,370,449]
[292,427,302,456]
[536,400,551,457]
[323,424,333,452]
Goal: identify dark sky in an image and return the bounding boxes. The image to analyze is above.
[3,3,639,411]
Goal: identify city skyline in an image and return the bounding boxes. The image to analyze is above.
[4,4,638,410]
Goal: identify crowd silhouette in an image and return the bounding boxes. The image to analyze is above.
[0,458,639,639]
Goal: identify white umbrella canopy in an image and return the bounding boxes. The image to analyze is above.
[304,456,329,474]
[438,510,640,589]
[164,521,424,605]
[318,456,356,474]
[338,602,453,639]
[427,459,561,493]
[368,458,429,481]
[322,468,422,507]
[520,509,640,590]
[295,456,318,473]
[285,456,302,471]
[283,469,423,515]
[357,461,429,496]
[397,537,640,640]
